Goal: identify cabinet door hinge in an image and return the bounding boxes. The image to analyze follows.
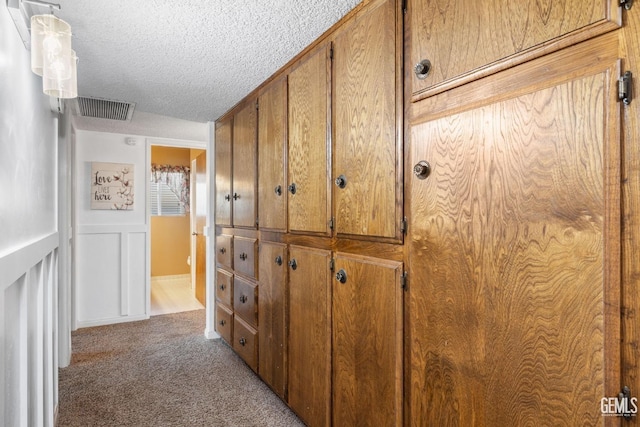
[401,271,408,290]
[620,0,633,10]
[329,217,335,230]
[330,258,335,271]
[400,217,408,234]
[619,71,633,105]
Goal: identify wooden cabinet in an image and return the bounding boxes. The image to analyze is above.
[215,268,233,308]
[288,45,331,235]
[215,303,233,344]
[232,100,258,228]
[233,316,258,372]
[407,34,622,425]
[333,0,402,241]
[233,276,258,329]
[215,234,232,269]
[258,77,288,231]
[332,252,403,426]
[215,118,232,226]
[233,236,258,280]
[287,246,331,427]
[258,241,287,399]
[407,0,621,101]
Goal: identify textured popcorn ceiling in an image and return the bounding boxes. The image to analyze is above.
[56,0,361,123]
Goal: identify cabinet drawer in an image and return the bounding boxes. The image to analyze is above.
[233,276,258,328]
[215,303,233,345]
[233,316,258,372]
[233,236,258,279]
[215,269,233,307]
[216,234,233,269]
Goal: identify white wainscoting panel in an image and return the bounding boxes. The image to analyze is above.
[76,225,148,328]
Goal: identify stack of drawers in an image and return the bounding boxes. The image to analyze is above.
[215,234,259,372]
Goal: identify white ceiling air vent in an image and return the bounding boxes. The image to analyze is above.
[77,97,136,121]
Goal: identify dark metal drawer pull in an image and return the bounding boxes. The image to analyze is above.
[219,247,226,254]
[239,337,246,346]
[219,319,226,326]
[239,295,248,304]
[289,258,297,270]
[239,252,248,261]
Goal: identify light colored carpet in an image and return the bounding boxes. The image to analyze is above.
[57,310,304,426]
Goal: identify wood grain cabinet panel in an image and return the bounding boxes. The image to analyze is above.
[408,0,620,101]
[232,100,258,228]
[332,252,403,426]
[215,268,233,308]
[258,241,288,399]
[288,45,331,235]
[233,316,258,373]
[333,0,401,241]
[215,302,233,345]
[258,78,288,231]
[215,118,232,226]
[408,38,621,425]
[233,276,258,328]
[215,234,232,270]
[233,236,258,280]
[287,245,331,427]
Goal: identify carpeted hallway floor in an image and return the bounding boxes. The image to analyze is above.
[57,309,304,426]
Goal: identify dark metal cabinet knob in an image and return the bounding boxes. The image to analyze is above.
[219,247,226,254]
[224,194,230,201]
[239,337,246,346]
[413,161,431,179]
[288,183,297,195]
[275,255,283,266]
[335,174,347,189]
[239,295,248,304]
[239,252,248,261]
[219,284,225,291]
[289,258,297,270]
[233,192,240,200]
[274,185,282,196]
[336,269,347,284]
[414,59,432,80]
[219,319,226,326]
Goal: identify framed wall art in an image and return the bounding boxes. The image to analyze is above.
[91,162,135,210]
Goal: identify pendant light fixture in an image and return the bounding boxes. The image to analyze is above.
[30,10,78,99]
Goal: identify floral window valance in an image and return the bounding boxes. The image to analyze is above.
[150,164,190,212]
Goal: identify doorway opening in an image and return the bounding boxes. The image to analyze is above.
[149,145,207,316]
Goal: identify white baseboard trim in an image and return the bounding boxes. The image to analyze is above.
[205,328,220,340]
[151,274,190,281]
[76,314,150,329]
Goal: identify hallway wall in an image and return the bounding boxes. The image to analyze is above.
[0,5,61,426]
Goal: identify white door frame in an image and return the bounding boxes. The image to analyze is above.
[146,136,216,339]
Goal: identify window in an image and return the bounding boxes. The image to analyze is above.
[149,180,185,216]
[150,164,190,216]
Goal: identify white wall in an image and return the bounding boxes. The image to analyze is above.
[0,4,62,426]
[74,130,149,327]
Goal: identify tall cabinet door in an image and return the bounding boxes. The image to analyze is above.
[215,118,232,226]
[258,241,287,399]
[288,245,331,427]
[333,0,401,241]
[288,45,331,235]
[232,101,258,228]
[408,36,621,426]
[258,78,287,231]
[332,252,403,426]
[408,0,620,100]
